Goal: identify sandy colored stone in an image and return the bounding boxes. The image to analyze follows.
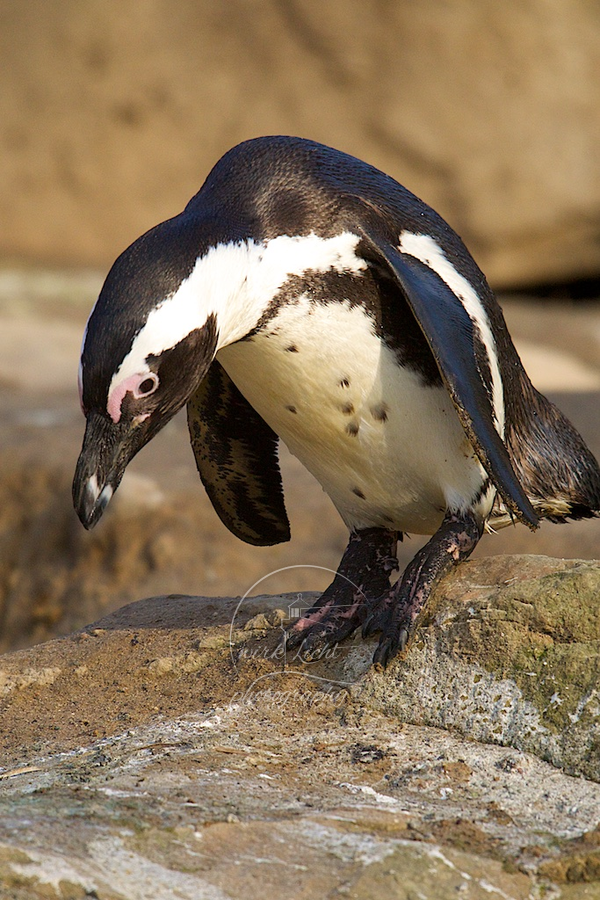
[5,553,600,783]
[0,656,598,898]
[1,557,600,896]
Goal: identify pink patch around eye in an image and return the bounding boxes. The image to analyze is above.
[107,373,149,423]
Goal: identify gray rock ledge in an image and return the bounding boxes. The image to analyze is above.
[1,554,600,899]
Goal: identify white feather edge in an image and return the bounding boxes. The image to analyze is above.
[106,232,368,402]
[100,228,506,493]
[397,231,506,438]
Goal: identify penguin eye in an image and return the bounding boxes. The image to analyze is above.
[133,373,159,399]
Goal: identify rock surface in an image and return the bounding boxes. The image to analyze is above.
[1,1,600,286]
[361,555,600,782]
[2,556,600,898]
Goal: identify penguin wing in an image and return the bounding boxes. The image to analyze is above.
[187,360,290,546]
[358,229,538,529]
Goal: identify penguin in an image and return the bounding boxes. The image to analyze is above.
[73,135,600,667]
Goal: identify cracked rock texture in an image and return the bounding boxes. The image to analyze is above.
[2,555,600,899]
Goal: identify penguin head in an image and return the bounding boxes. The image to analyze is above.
[73,215,219,529]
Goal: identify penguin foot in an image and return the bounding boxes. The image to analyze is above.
[363,510,483,668]
[286,527,398,661]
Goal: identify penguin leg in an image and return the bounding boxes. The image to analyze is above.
[286,527,399,659]
[363,510,483,668]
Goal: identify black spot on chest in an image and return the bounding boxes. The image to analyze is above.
[253,268,443,387]
[371,402,389,422]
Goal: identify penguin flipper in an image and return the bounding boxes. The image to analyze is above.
[187,360,290,546]
[359,232,538,529]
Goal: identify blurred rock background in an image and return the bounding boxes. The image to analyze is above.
[2,0,600,285]
[0,0,599,651]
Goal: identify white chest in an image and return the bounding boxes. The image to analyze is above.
[217,298,488,534]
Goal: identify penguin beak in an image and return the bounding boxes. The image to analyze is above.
[72,410,147,530]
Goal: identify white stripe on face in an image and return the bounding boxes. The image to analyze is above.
[106,231,367,416]
[397,231,505,436]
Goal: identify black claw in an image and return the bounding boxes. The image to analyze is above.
[286,626,314,651]
[361,614,377,638]
[373,637,393,668]
[285,632,301,651]
[289,626,332,661]
[286,620,335,656]
[373,624,410,668]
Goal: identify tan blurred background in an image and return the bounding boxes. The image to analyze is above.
[0,0,599,650]
[2,0,600,284]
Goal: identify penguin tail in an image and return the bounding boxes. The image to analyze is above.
[495,378,600,526]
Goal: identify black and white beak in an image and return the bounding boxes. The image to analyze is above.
[72,410,150,529]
